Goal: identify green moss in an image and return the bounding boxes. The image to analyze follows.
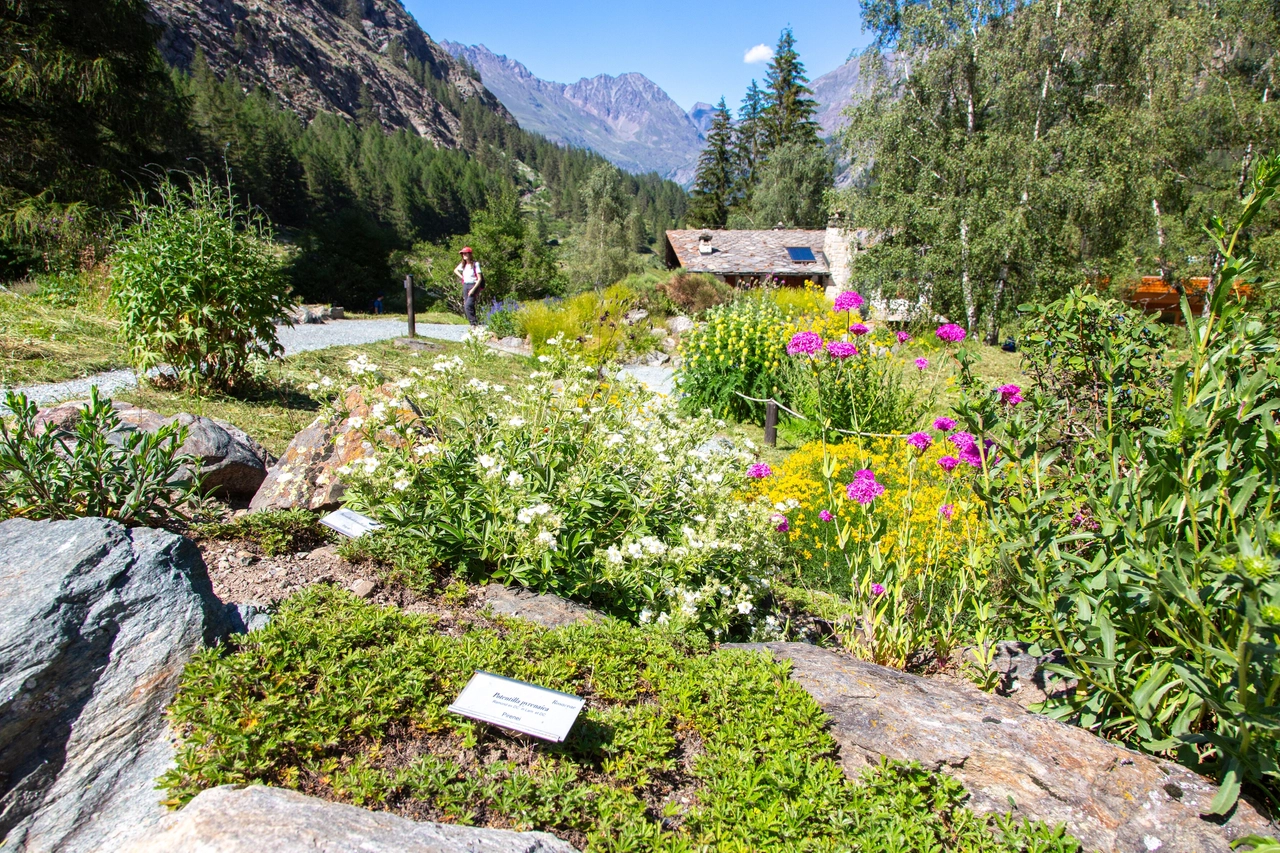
[164,587,1078,851]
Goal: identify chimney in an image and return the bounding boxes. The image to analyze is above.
[698,233,714,255]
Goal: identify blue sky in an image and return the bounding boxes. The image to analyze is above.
[404,0,871,112]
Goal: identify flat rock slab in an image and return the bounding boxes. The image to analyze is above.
[729,642,1277,853]
[123,785,576,853]
[0,518,230,852]
[478,584,603,629]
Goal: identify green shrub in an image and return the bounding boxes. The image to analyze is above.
[517,283,654,365]
[967,156,1280,814]
[332,345,782,637]
[660,271,733,315]
[0,389,199,526]
[482,298,522,339]
[162,587,1077,852]
[111,175,293,391]
[676,295,789,420]
[616,270,677,316]
[194,509,331,556]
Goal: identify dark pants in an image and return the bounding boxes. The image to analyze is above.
[463,288,480,325]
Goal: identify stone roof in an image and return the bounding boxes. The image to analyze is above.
[665,229,831,276]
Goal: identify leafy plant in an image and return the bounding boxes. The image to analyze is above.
[194,509,331,556]
[0,388,200,526]
[483,298,522,339]
[516,284,655,365]
[162,586,1078,852]
[676,294,790,420]
[659,271,733,315]
[964,155,1280,813]
[110,174,294,391]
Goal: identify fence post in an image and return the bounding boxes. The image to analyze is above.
[404,274,416,338]
[764,400,778,447]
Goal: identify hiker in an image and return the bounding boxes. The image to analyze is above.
[454,246,484,325]
[372,293,384,315]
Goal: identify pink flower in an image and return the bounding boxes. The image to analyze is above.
[833,291,865,312]
[939,503,955,521]
[849,323,870,336]
[846,472,885,505]
[777,519,790,533]
[906,431,932,451]
[997,384,1024,406]
[819,509,834,522]
[936,323,967,343]
[938,455,960,472]
[852,468,876,481]
[747,463,773,479]
[948,431,977,452]
[933,417,956,431]
[870,583,886,596]
[786,331,824,356]
[896,331,912,344]
[826,340,859,359]
[914,357,929,371]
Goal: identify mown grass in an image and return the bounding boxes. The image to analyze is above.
[0,291,129,385]
[163,587,1078,852]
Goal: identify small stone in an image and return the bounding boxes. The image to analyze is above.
[295,551,311,560]
[348,579,377,598]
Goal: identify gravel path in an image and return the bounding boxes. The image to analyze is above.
[618,364,676,396]
[1,319,469,407]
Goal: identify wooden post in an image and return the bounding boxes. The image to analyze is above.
[404,274,416,338]
[764,400,778,447]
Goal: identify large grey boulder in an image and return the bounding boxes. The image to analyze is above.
[123,785,577,853]
[35,401,272,499]
[730,642,1277,853]
[478,584,603,629]
[0,518,230,852]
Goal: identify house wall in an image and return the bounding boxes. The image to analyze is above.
[823,227,853,290]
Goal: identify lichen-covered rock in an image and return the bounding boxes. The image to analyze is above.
[478,584,604,629]
[730,642,1277,853]
[0,518,231,853]
[123,785,577,853]
[34,401,272,499]
[249,385,415,513]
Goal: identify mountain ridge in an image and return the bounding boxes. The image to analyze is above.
[442,42,704,184]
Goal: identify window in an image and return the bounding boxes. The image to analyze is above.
[785,247,816,262]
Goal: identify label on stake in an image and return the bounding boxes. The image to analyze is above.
[319,508,383,538]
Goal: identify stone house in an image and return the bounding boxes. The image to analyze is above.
[663,227,859,290]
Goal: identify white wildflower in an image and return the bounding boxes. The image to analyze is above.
[505,471,525,487]
[306,382,319,391]
[638,609,653,624]
[348,416,365,429]
[393,477,410,491]
[508,416,526,428]
[536,530,558,550]
[656,612,670,626]
[605,545,624,565]
[737,601,754,615]
[538,355,552,363]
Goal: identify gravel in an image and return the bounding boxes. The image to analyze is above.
[1,320,474,408]
[617,364,675,396]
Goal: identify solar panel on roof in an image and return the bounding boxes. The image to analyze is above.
[785,246,816,262]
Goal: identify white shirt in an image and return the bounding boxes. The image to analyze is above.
[456,260,481,285]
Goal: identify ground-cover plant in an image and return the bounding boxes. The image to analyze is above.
[162,586,1078,852]
[111,174,294,391]
[960,156,1280,813]
[0,389,200,526]
[332,343,785,638]
[194,509,332,556]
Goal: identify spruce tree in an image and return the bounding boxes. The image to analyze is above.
[687,98,735,228]
[733,81,767,207]
[762,28,820,151]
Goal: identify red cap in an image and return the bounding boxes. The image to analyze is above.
[460,246,473,254]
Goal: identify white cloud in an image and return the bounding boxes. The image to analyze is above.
[744,44,775,64]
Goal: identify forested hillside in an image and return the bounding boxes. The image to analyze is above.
[0,0,688,304]
[842,0,1280,338]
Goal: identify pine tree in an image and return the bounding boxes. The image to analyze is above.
[687,98,735,228]
[733,81,767,205]
[762,28,820,151]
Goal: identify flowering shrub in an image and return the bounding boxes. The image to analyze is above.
[676,295,790,420]
[751,437,985,587]
[330,344,785,639]
[516,283,658,365]
[483,299,522,339]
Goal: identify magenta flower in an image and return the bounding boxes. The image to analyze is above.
[786,331,824,356]
[852,468,876,481]
[939,503,955,521]
[846,472,885,505]
[833,291,865,312]
[948,431,977,452]
[819,509,834,522]
[906,431,933,452]
[747,463,773,479]
[870,583,886,597]
[777,519,790,533]
[826,340,859,359]
[938,455,960,472]
[896,331,912,344]
[997,384,1024,406]
[936,323,967,343]
[849,323,870,336]
[933,416,956,431]
[914,357,929,371]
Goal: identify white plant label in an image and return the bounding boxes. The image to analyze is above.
[448,671,585,742]
[319,508,383,538]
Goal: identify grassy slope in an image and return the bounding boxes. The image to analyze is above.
[0,292,129,385]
